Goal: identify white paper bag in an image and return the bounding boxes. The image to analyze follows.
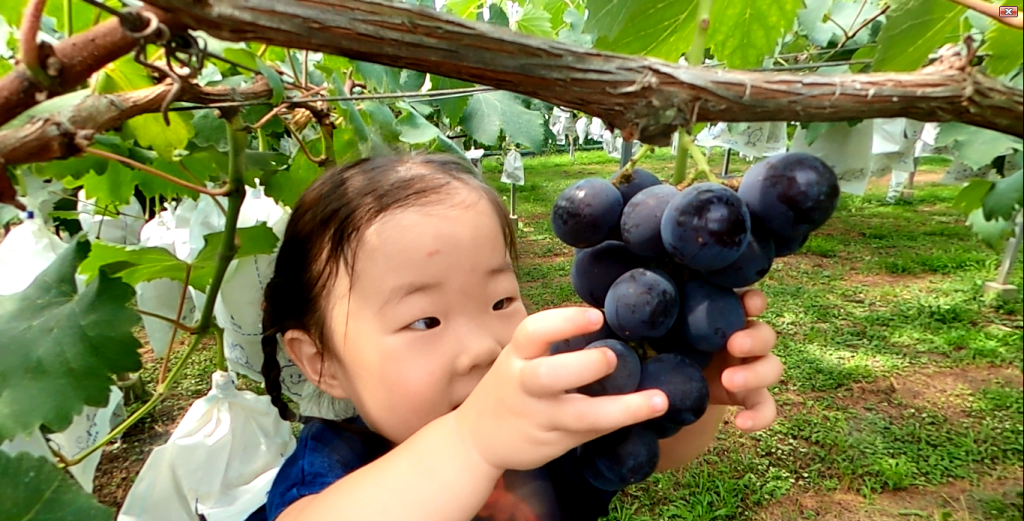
[500,150,525,186]
[117,372,297,521]
[0,216,68,295]
[76,190,144,246]
[792,121,874,195]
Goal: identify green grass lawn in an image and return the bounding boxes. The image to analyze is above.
[95,149,1022,520]
[480,149,1023,521]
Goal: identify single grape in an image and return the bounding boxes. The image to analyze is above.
[614,168,662,205]
[551,178,624,248]
[661,183,751,272]
[620,184,678,258]
[646,322,715,370]
[772,233,808,257]
[576,339,641,396]
[737,152,840,241]
[571,241,643,308]
[578,425,660,491]
[604,268,680,341]
[702,217,776,288]
[678,277,746,354]
[549,321,618,356]
[637,353,710,439]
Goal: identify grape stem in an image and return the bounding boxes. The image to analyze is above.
[59,113,250,469]
[611,143,655,185]
[679,132,715,183]
[672,0,713,186]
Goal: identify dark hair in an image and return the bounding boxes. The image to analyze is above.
[260,153,518,422]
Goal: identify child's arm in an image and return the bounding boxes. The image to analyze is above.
[277,413,502,521]
[655,289,783,472]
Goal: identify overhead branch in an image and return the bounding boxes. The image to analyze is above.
[141,0,1023,143]
[0,5,182,128]
[0,79,273,167]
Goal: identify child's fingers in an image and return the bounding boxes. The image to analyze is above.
[720,353,784,393]
[732,388,778,432]
[554,390,668,433]
[738,288,768,318]
[726,320,778,358]
[519,348,616,397]
[509,307,605,360]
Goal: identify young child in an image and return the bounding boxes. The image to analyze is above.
[253,153,783,521]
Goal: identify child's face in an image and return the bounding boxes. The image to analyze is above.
[324,188,527,443]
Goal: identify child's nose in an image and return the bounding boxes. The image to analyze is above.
[454,327,502,376]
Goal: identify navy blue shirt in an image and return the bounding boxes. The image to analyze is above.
[247,416,619,521]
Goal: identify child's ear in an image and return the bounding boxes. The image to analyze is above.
[282,329,349,399]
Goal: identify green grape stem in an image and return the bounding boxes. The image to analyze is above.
[672,0,713,186]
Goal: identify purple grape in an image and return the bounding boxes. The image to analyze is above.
[773,233,808,257]
[576,339,641,397]
[678,277,746,354]
[661,183,751,272]
[637,353,710,439]
[702,217,776,288]
[604,268,679,341]
[549,321,618,356]
[579,425,660,491]
[620,184,678,258]
[570,241,643,308]
[737,152,839,241]
[551,178,623,248]
[614,168,662,205]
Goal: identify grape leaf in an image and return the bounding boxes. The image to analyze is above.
[513,3,554,37]
[485,3,510,27]
[43,0,99,36]
[266,139,324,208]
[444,0,484,18]
[79,224,280,292]
[0,451,114,521]
[934,123,1023,169]
[0,57,11,78]
[353,61,402,92]
[982,169,1023,222]
[557,7,595,48]
[191,109,230,152]
[430,75,475,124]
[966,207,1016,250]
[0,238,142,442]
[461,91,547,151]
[400,69,427,92]
[980,2,1024,77]
[0,0,27,27]
[257,57,286,106]
[708,0,802,69]
[360,101,402,146]
[584,0,698,61]
[951,179,993,215]
[137,158,212,201]
[68,161,144,207]
[872,0,965,72]
[396,107,445,144]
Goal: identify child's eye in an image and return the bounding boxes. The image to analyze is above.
[493,297,516,311]
[409,317,441,330]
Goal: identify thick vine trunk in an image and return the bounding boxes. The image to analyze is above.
[141,0,1023,143]
[0,6,180,128]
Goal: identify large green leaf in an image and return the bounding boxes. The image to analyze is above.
[980,1,1024,77]
[68,161,144,207]
[707,0,802,69]
[556,7,594,48]
[934,123,1023,169]
[872,0,965,72]
[513,3,554,38]
[983,169,1024,222]
[353,61,402,92]
[267,139,325,208]
[461,91,547,151]
[430,75,475,124]
[396,107,445,144]
[966,207,1016,250]
[79,224,280,292]
[584,0,699,62]
[360,101,402,147]
[951,179,992,215]
[0,0,26,27]
[0,451,114,521]
[0,238,142,442]
[444,0,484,18]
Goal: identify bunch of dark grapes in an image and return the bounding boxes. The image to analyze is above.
[549,153,839,491]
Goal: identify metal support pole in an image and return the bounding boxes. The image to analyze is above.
[983,209,1023,300]
[619,140,633,169]
[722,148,732,176]
[508,183,518,229]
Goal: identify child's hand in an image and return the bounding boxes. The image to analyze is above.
[704,288,783,432]
[452,307,669,473]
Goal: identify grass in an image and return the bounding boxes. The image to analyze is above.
[93,149,1022,520]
